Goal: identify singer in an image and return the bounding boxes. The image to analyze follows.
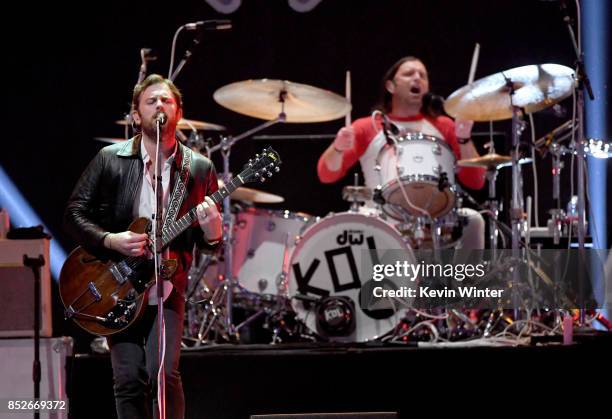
[317,56,486,249]
[63,74,222,419]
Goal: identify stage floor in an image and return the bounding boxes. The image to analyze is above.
[67,334,612,419]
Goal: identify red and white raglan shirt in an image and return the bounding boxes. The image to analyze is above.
[318,113,486,192]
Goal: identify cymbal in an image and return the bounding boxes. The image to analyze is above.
[94,137,126,144]
[231,187,284,203]
[458,153,533,169]
[444,64,575,121]
[218,180,284,203]
[213,79,352,123]
[342,186,373,203]
[115,118,226,131]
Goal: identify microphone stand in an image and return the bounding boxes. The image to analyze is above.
[23,255,45,419]
[562,0,594,324]
[154,117,166,419]
[169,26,204,82]
[124,48,157,140]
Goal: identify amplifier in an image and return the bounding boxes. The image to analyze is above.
[0,337,72,418]
[0,239,52,337]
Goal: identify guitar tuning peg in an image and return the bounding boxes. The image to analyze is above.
[269,163,275,168]
[266,171,273,177]
[260,177,266,182]
[274,167,280,173]
[254,172,260,178]
[255,154,260,159]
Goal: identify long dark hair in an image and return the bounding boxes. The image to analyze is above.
[374,56,445,118]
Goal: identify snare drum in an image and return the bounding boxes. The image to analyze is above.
[233,208,311,295]
[288,212,414,342]
[378,133,456,220]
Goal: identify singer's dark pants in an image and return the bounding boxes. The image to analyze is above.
[108,289,185,419]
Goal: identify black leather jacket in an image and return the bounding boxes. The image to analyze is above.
[64,135,219,293]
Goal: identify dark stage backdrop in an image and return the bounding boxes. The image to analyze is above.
[3,0,609,255]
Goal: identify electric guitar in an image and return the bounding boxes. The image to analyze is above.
[59,148,281,336]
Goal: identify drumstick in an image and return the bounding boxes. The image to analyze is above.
[345,70,352,127]
[468,43,480,85]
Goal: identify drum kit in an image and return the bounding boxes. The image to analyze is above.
[96,60,596,345]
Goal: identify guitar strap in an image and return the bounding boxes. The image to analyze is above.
[162,145,192,235]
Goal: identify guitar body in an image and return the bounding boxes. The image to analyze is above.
[60,218,156,336]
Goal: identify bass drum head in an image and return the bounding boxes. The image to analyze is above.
[288,212,414,342]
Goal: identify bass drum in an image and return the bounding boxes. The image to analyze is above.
[288,212,415,342]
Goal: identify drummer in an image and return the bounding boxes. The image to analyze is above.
[317,56,486,248]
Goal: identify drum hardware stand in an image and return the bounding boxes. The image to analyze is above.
[504,75,528,319]
[347,173,364,213]
[208,110,287,337]
[484,166,501,262]
[560,0,594,325]
[548,142,570,245]
[192,285,228,346]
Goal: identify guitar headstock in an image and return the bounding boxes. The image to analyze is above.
[240,147,282,184]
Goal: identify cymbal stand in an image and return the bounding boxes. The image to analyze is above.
[485,166,500,262]
[208,112,287,336]
[505,75,527,318]
[549,142,568,245]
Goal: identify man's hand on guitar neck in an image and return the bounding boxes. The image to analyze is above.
[104,231,149,257]
[196,196,223,244]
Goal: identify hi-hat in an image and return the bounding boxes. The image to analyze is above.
[116,117,226,131]
[458,153,533,169]
[213,79,352,123]
[342,186,373,203]
[444,64,575,121]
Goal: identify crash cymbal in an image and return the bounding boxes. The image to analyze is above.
[94,137,126,144]
[444,64,575,121]
[217,180,284,203]
[213,79,352,123]
[458,153,533,169]
[115,117,226,131]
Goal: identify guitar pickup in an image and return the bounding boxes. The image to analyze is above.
[109,264,127,284]
[88,282,102,301]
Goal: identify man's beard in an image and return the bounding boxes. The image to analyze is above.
[141,118,172,138]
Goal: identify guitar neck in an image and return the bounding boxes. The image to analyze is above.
[161,175,246,247]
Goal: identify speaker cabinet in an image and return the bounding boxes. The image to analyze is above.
[0,337,72,418]
[0,239,52,337]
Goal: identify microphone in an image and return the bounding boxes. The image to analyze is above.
[184,20,232,31]
[155,112,167,126]
[422,92,446,117]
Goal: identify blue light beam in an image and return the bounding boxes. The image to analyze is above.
[0,164,67,280]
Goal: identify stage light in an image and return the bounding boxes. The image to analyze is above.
[0,165,67,281]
